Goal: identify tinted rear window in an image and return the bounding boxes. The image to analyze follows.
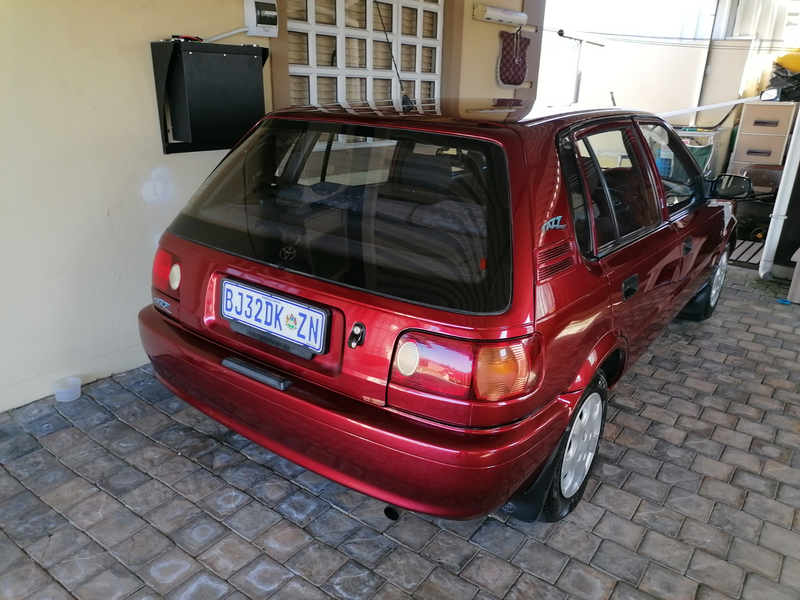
[170,119,512,313]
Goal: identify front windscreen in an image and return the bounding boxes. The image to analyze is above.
[170,119,512,313]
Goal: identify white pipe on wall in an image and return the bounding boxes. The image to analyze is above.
[759,104,800,280]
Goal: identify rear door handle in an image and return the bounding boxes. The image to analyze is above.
[683,237,693,255]
[622,274,639,301]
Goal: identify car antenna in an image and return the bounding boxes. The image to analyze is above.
[373,1,414,113]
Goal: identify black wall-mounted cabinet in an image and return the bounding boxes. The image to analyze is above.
[151,41,270,154]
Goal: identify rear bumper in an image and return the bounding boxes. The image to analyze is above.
[138,305,574,519]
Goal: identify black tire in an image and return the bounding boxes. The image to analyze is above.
[681,248,729,321]
[541,371,608,522]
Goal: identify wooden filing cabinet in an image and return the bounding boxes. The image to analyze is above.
[729,101,797,173]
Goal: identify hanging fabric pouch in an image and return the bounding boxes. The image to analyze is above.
[497,30,531,89]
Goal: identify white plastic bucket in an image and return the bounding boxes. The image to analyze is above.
[53,377,82,402]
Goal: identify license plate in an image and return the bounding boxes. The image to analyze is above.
[220,280,328,354]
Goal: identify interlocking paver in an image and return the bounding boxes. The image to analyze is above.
[638,563,698,600]
[306,508,362,547]
[285,540,348,585]
[253,519,313,562]
[0,559,54,599]
[470,517,526,560]
[170,469,224,503]
[40,477,99,513]
[165,570,232,600]
[639,529,693,572]
[632,500,684,537]
[728,536,783,580]
[73,563,143,600]
[144,497,202,534]
[374,545,436,593]
[198,534,260,579]
[546,520,601,562]
[555,559,616,600]
[322,560,385,600]
[169,514,228,556]
[111,526,173,571]
[742,573,800,600]
[86,506,147,548]
[26,524,90,569]
[708,503,762,542]
[120,479,175,516]
[48,542,115,590]
[678,518,731,559]
[6,271,800,599]
[138,546,201,595]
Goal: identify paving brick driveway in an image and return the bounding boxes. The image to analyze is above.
[2,266,800,600]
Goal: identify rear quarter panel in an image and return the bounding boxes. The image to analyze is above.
[519,121,616,400]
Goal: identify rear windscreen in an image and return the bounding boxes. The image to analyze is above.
[170,119,512,313]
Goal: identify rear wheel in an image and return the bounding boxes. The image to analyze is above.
[541,372,607,522]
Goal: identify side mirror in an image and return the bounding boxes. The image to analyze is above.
[712,174,752,199]
[760,88,781,101]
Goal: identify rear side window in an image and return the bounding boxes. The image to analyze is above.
[170,120,512,313]
[574,126,661,252]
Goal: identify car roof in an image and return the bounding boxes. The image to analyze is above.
[268,99,654,130]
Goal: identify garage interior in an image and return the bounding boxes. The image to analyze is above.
[4,1,800,599]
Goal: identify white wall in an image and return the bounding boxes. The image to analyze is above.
[535,0,717,119]
[0,0,272,409]
[536,32,709,121]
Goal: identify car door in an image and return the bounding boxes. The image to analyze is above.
[573,121,683,364]
[635,119,719,311]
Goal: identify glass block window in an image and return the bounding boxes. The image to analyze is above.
[345,0,367,28]
[402,7,418,35]
[373,41,392,70]
[422,11,437,38]
[287,1,442,107]
[373,78,392,99]
[373,2,393,31]
[290,76,310,105]
[287,0,308,21]
[317,77,338,103]
[346,77,367,101]
[346,38,367,68]
[288,32,309,65]
[421,47,435,73]
[401,45,416,71]
[316,0,336,24]
[316,35,337,67]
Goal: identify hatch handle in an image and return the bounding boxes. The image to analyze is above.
[222,357,292,391]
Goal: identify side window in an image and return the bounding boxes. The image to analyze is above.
[558,136,592,255]
[638,122,703,214]
[577,127,661,247]
[576,139,617,250]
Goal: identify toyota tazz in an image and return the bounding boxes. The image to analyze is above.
[139,100,745,521]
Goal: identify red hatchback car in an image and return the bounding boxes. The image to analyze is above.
[139,102,744,522]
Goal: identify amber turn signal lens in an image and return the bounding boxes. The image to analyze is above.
[474,342,529,400]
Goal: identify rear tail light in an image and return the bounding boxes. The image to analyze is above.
[153,248,180,299]
[390,332,543,403]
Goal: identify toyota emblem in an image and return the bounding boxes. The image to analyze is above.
[280,246,297,261]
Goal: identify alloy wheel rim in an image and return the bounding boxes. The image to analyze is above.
[560,392,603,498]
[710,250,728,308]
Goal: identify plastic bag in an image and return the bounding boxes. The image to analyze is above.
[769,64,800,100]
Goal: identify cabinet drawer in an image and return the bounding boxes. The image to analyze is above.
[726,161,751,175]
[732,133,787,165]
[739,103,796,136]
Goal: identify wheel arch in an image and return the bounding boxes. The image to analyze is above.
[566,331,628,393]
